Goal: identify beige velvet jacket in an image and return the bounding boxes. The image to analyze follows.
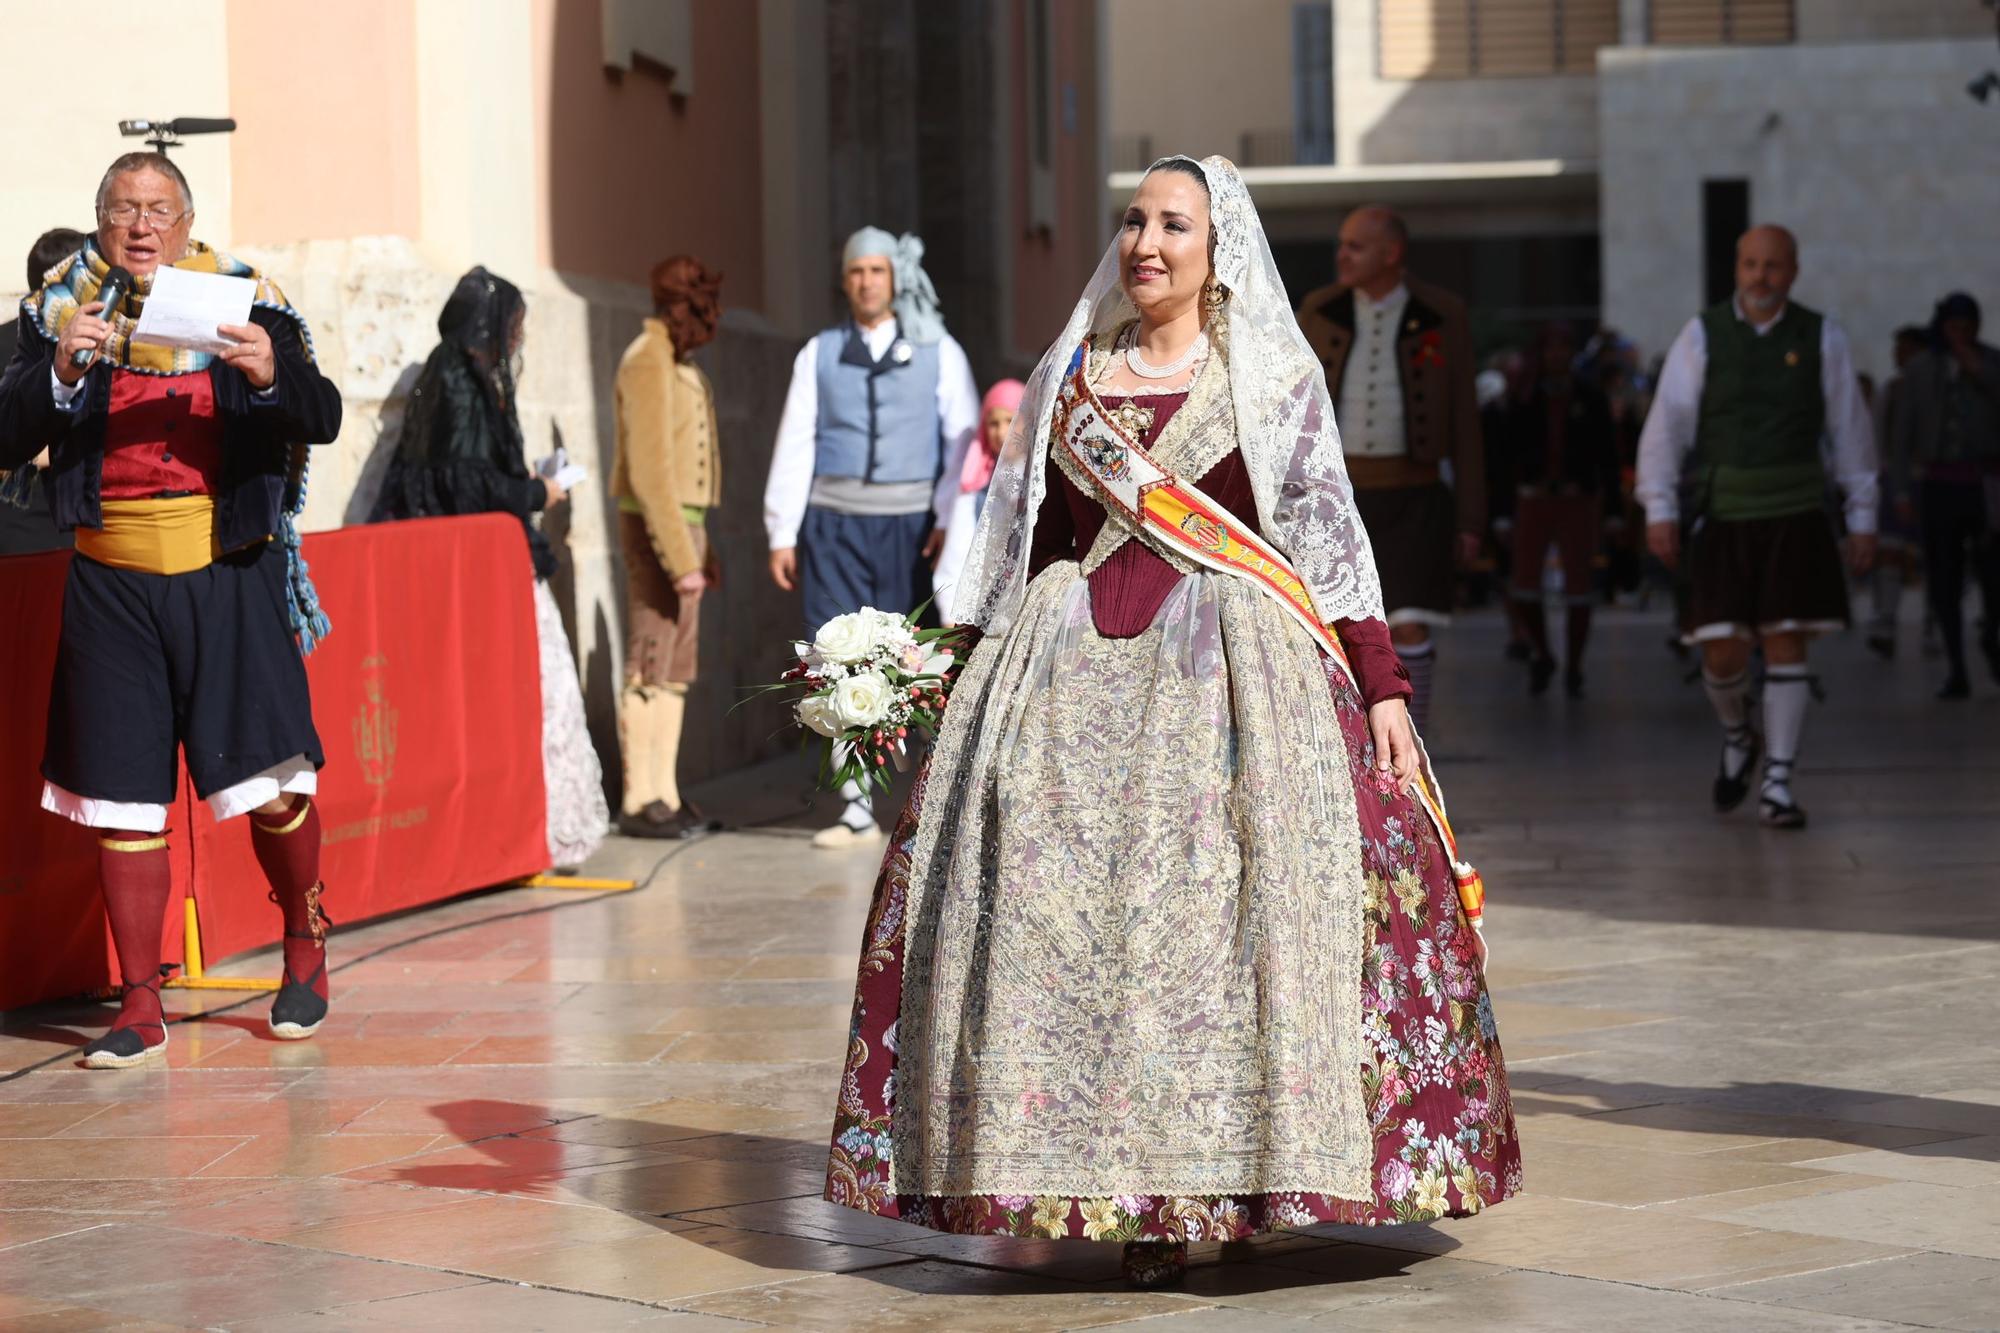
[612,318,721,578]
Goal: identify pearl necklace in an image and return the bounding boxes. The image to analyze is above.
[1123,326,1209,380]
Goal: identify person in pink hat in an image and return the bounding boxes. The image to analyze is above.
[933,378,1024,617]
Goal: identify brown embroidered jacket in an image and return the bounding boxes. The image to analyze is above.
[1296,275,1485,533]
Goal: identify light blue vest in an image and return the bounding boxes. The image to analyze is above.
[813,323,944,485]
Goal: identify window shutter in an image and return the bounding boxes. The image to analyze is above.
[1378,0,1621,80]
[1649,0,1795,46]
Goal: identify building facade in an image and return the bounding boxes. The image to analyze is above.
[1107,0,1998,375]
[1,0,1107,793]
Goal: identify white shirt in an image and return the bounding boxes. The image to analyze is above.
[1636,300,1878,533]
[1338,284,1411,458]
[762,318,981,549]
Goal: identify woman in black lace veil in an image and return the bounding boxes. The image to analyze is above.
[379,266,608,867]
[381,267,559,577]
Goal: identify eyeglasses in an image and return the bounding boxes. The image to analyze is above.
[100,203,189,228]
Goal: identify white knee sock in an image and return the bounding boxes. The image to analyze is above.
[618,684,657,816]
[1398,640,1437,735]
[1702,667,1754,771]
[1761,663,1812,803]
[653,684,687,812]
[1868,565,1898,628]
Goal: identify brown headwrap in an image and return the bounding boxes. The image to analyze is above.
[650,255,723,360]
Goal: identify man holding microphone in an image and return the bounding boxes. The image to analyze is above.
[0,152,343,1066]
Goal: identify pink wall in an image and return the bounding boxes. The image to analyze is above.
[1009,1,1106,365]
[225,0,421,243]
[532,0,766,308]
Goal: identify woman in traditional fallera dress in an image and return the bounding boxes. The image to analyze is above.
[823,156,1520,1286]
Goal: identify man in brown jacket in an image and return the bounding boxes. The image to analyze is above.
[1297,206,1483,734]
[611,257,723,838]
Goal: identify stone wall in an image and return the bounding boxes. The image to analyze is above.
[1599,39,2000,377]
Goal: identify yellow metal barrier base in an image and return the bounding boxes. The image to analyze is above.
[513,874,640,891]
[162,897,279,990]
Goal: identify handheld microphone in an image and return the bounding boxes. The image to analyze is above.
[72,265,134,370]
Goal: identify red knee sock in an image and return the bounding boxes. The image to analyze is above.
[249,796,328,998]
[98,830,173,1039]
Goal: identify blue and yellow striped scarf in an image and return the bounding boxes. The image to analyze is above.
[15,240,332,651]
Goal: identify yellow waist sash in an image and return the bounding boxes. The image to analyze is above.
[75,496,224,575]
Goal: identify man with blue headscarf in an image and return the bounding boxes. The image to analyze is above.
[764,227,980,847]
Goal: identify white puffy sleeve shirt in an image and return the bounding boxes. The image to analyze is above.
[762,322,982,550]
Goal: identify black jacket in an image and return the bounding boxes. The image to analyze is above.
[376,267,554,579]
[377,343,554,579]
[0,306,342,552]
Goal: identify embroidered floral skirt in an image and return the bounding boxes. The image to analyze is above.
[823,570,1521,1242]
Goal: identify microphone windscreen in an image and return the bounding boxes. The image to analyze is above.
[168,118,236,136]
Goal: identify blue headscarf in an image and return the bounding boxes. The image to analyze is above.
[843,227,945,345]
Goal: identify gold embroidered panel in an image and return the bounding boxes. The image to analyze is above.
[894,566,1370,1198]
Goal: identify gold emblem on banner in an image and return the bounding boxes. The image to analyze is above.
[353,654,399,788]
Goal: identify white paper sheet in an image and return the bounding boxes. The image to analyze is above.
[131,267,256,355]
[536,447,588,492]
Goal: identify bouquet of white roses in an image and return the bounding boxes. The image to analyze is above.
[765,606,968,792]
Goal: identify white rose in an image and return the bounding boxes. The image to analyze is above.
[812,612,875,664]
[832,671,894,729]
[796,692,842,738]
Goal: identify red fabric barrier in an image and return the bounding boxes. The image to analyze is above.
[0,514,548,1010]
[0,550,190,1007]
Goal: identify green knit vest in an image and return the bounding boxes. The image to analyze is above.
[1695,301,1827,521]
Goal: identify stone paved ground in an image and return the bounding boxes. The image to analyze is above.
[3,608,1997,1331]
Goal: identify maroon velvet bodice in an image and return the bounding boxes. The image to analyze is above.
[1027,391,1410,707]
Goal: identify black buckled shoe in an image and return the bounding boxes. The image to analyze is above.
[1759,758,1808,830]
[269,935,329,1040]
[1712,728,1761,814]
[268,883,331,1040]
[619,800,688,840]
[81,972,169,1070]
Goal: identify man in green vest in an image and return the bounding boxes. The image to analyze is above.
[1636,225,1878,830]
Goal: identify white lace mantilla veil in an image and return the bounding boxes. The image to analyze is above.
[953,154,1385,635]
